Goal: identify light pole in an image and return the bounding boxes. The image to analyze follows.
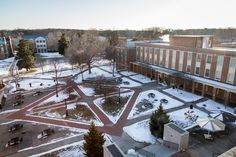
[118,86,121,104]
[65,99,68,117]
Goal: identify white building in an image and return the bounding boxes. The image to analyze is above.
[24,34,48,53]
[35,36,48,53]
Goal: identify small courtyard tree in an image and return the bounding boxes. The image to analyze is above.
[58,33,68,55]
[83,122,105,157]
[17,40,35,71]
[149,103,170,138]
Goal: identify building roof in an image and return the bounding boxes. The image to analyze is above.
[23,34,48,40]
[168,123,187,134]
[218,146,236,157]
[133,62,236,93]
[210,47,236,52]
[106,144,125,157]
[171,35,214,38]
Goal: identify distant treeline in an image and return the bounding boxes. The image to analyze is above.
[1,28,236,42]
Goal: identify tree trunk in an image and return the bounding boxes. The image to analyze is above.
[88,63,91,74]
[112,60,115,77]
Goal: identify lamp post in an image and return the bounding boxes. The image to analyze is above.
[118,86,121,104]
[65,99,68,117]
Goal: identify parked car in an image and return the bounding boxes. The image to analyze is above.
[37,128,55,139]
[33,91,43,96]
[8,124,23,132]
[160,99,168,104]
[15,94,24,100]
[13,100,24,106]
[5,137,23,148]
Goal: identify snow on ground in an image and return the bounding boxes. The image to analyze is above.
[163,88,202,102]
[0,57,14,76]
[123,119,156,144]
[74,67,119,83]
[93,58,111,66]
[119,70,138,76]
[128,90,184,119]
[9,78,65,93]
[0,109,20,115]
[129,74,155,84]
[42,90,69,104]
[78,85,95,96]
[119,77,142,88]
[197,99,234,113]
[30,134,112,157]
[94,91,134,124]
[168,107,209,130]
[38,52,64,58]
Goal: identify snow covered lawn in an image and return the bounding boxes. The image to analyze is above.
[119,71,138,76]
[128,90,184,119]
[94,91,134,123]
[0,57,14,76]
[41,90,70,104]
[74,67,118,83]
[9,78,65,93]
[129,74,155,84]
[123,119,156,144]
[34,102,103,126]
[30,134,112,157]
[119,77,142,88]
[78,85,95,96]
[197,100,234,113]
[163,88,202,102]
[38,52,64,58]
[168,107,209,129]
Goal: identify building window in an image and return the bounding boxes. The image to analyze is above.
[149,48,152,64]
[159,49,163,66]
[186,65,191,73]
[196,54,201,62]
[227,57,236,83]
[187,52,192,60]
[215,56,224,80]
[205,69,210,77]
[154,48,158,65]
[178,51,184,71]
[165,49,169,68]
[206,55,212,63]
[171,50,176,69]
[195,67,200,75]
[144,47,148,62]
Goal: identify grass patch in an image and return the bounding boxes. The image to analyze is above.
[102,96,129,116]
[135,99,154,113]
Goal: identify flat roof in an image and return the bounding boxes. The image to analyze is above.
[171,35,214,38]
[133,62,236,93]
[107,144,124,157]
[210,47,236,52]
[168,123,186,134]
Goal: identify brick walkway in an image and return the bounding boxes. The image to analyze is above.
[7,76,142,136]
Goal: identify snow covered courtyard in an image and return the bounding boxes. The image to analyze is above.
[128,90,184,119]
[168,107,209,129]
[129,74,155,84]
[123,119,156,144]
[163,88,202,102]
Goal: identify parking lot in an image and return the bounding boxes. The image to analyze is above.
[0,121,81,157]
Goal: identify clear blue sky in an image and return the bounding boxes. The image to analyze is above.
[0,0,235,30]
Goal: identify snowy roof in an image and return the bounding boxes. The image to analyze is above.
[167,123,187,134]
[23,34,48,40]
[185,74,236,93]
[210,47,236,52]
[134,62,236,93]
[172,35,214,38]
[106,144,125,157]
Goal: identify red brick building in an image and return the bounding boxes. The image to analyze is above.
[118,35,236,106]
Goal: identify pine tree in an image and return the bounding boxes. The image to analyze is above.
[17,40,35,71]
[83,122,105,157]
[58,33,68,55]
[149,103,169,138]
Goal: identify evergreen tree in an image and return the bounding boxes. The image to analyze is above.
[58,33,68,55]
[149,103,170,138]
[83,122,105,157]
[17,40,35,71]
